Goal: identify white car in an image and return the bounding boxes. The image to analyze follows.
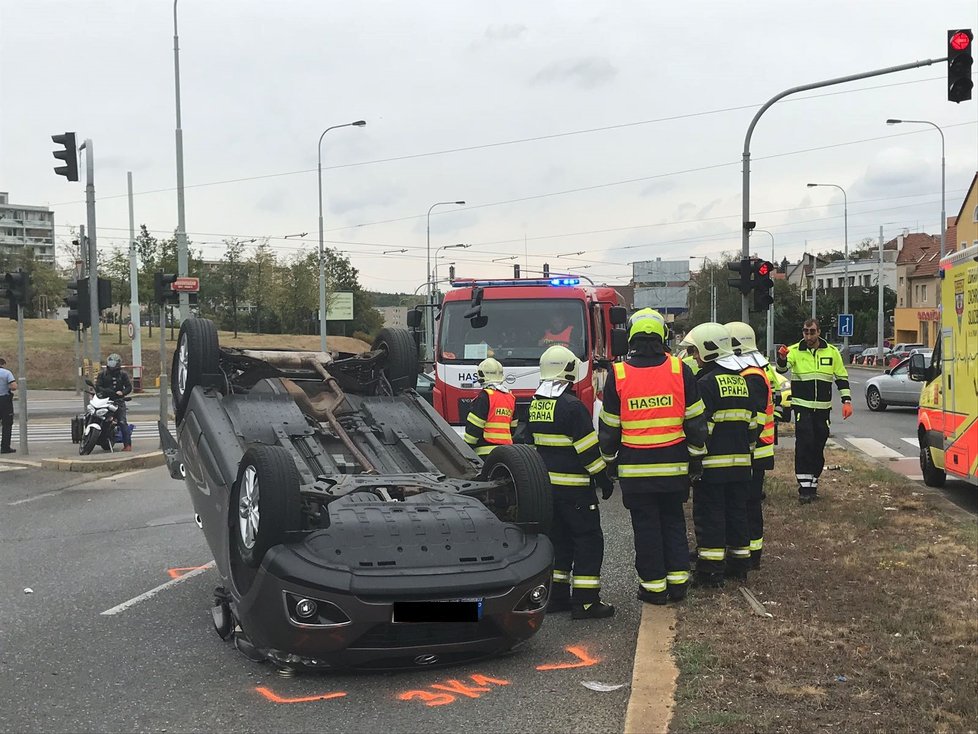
[864,351,932,411]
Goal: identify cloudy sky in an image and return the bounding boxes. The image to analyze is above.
[2,0,976,292]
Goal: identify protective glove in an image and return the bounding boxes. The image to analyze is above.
[604,457,619,480]
[595,471,615,500]
[776,344,789,368]
[689,457,704,484]
[842,401,853,420]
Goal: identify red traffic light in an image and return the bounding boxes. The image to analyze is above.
[757,262,771,277]
[950,31,971,50]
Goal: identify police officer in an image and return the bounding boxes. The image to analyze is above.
[679,323,758,586]
[96,353,134,451]
[463,357,517,457]
[530,345,615,620]
[726,321,775,569]
[776,318,852,503]
[0,357,18,454]
[599,309,707,604]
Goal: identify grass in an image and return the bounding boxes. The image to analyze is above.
[670,448,978,734]
[0,319,370,389]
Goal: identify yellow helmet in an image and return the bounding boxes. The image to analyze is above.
[725,321,758,355]
[627,308,666,342]
[539,345,578,382]
[477,357,504,385]
[679,322,732,363]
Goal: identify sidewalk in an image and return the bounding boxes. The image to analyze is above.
[0,436,165,473]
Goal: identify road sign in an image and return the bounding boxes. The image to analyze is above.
[326,292,354,321]
[127,322,135,341]
[838,313,854,337]
[170,277,200,293]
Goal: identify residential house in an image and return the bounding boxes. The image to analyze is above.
[893,231,942,344]
[954,172,978,252]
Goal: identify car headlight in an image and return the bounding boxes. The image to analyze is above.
[514,583,549,613]
[284,592,350,627]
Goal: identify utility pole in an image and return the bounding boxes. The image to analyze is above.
[17,302,27,455]
[877,226,885,353]
[128,173,143,390]
[79,139,100,369]
[173,0,190,322]
[811,253,817,319]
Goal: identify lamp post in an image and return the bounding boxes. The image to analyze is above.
[492,255,518,262]
[689,256,716,322]
[886,118,945,305]
[172,0,192,322]
[383,248,408,255]
[754,229,776,359]
[434,243,469,288]
[426,201,465,359]
[317,120,366,352]
[807,182,848,352]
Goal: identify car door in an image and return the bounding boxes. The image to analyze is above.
[886,360,914,404]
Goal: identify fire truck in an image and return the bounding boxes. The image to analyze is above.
[411,276,628,429]
[910,242,978,488]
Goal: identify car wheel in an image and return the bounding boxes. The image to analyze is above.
[372,327,419,393]
[919,431,946,488]
[479,444,553,535]
[865,386,886,412]
[232,445,303,568]
[171,318,221,425]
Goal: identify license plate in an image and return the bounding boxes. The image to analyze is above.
[392,599,483,623]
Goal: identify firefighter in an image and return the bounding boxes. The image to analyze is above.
[725,321,775,569]
[462,357,517,457]
[530,345,615,620]
[679,322,757,587]
[599,309,707,604]
[776,318,852,503]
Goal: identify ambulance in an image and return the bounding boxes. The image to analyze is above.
[413,276,628,430]
[910,242,978,488]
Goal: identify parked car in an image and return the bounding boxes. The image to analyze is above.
[864,351,932,410]
[842,344,866,364]
[887,343,926,364]
[856,347,887,365]
[160,319,554,672]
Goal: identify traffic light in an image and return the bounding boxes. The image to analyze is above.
[97,277,112,312]
[727,257,753,295]
[752,259,775,312]
[0,271,31,320]
[448,264,456,281]
[543,263,550,278]
[64,279,92,330]
[154,272,179,304]
[948,29,974,103]
[0,275,12,320]
[52,132,79,182]
[513,263,521,279]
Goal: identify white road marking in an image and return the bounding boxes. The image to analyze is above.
[100,561,215,616]
[7,488,69,506]
[901,437,919,448]
[0,465,25,472]
[846,437,905,460]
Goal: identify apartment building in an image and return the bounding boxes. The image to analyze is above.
[0,192,56,264]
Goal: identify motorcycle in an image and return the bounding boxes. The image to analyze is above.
[78,379,134,456]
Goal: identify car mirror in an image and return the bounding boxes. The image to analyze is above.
[908,352,927,382]
[884,368,891,375]
[610,329,629,357]
[406,309,422,329]
[608,306,627,326]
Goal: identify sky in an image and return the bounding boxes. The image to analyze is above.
[2,0,977,293]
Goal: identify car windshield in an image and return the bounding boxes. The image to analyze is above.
[439,298,587,364]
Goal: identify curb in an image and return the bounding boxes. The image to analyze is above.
[39,450,166,474]
[625,605,678,734]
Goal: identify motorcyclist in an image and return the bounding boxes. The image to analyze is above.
[96,353,133,451]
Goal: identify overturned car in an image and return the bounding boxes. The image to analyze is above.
[160,319,554,672]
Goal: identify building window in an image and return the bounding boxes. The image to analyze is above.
[899,276,904,287]
[973,204,978,222]
[921,284,927,302]
[826,278,832,288]
[849,276,855,286]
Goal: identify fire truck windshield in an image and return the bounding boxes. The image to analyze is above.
[439,299,587,364]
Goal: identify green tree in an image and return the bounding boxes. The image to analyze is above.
[217,238,250,338]
[246,239,276,334]
[322,247,383,337]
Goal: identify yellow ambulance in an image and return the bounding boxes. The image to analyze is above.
[910,243,978,488]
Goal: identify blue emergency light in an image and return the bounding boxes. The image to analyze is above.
[450,277,581,288]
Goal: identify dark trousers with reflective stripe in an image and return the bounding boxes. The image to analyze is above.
[693,480,750,574]
[550,487,604,604]
[794,409,830,497]
[748,468,764,566]
[626,491,689,594]
[0,394,12,450]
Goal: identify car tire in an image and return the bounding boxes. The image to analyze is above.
[865,386,886,412]
[919,431,946,488]
[232,445,303,568]
[373,327,419,393]
[172,318,221,425]
[479,444,553,535]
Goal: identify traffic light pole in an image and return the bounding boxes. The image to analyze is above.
[17,304,27,456]
[80,140,101,369]
[740,57,942,322]
[128,172,143,389]
[159,304,168,447]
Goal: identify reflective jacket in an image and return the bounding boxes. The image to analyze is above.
[529,390,605,487]
[681,355,700,375]
[540,325,574,348]
[598,352,707,494]
[740,365,775,469]
[464,387,517,457]
[696,363,758,483]
[776,337,851,411]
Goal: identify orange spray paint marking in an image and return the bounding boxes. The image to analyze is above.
[166,565,210,579]
[397,674,511,707]
[255,686,347,704]
[430,679,491,698]
[535,645,600,671]
[398,690,456,707]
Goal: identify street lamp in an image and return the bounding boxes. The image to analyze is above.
[173,0,190,322]
[426,201,465,359]
[689,256,716,322]
[807,182,849,352]
[283,232,308,239]
[317,119,367,352]
[887,118,946,304]
[383,248,408,255]
[492,255,518,262]
[754,229,776,359]
[556,251,585,257]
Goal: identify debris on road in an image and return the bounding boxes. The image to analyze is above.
[581,681,627,692]
[23,588,33,594]
[739,587,773,619]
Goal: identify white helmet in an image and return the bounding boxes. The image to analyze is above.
[725,321,758,355]
[539,345,578,383]
[477,357,504,386]
[679,322,732,363]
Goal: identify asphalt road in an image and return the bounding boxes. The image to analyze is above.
[0,466,646,733]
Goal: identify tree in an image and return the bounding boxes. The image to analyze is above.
[246,239,275,335]
[218,238,250,338]
[270,251,318,334]
[102,247,132,341]
[322,247,383,337]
